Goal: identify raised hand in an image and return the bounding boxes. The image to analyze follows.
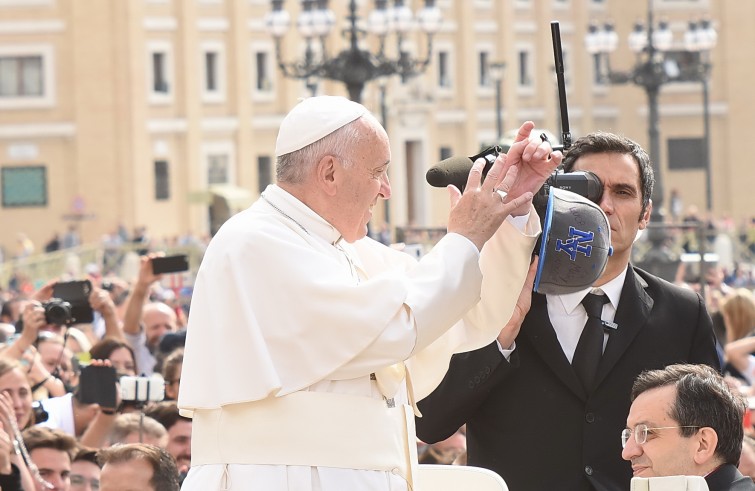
[137,254,164,288]
[30,280,56,303]
[500,121,563,216]
[19,303,45,347]
[89,287,115,316]
[447,155,534,251]
[497,257,538,350]
[0,421,13,475]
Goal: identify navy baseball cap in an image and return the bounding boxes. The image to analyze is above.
[534,187,613,295]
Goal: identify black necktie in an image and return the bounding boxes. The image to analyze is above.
[572,292,610,392]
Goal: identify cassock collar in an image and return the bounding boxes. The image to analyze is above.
[557,265,628,315]
[263,184,343,246]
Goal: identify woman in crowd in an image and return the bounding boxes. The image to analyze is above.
[0,357,35,430]
[722,288,755,384]
[89,338,137,377]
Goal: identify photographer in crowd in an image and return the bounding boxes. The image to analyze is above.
[121,256,178,376]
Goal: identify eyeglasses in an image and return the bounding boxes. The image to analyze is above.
[70,474,100,490]
[621,424,701,448]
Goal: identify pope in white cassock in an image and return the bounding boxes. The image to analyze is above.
[178,95,562,490]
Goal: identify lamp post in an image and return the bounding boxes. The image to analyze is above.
[585,4,717,213]
[684,19,717,211]
[584,1,717,280]
[265,0,442,104]
[489,61,506,142]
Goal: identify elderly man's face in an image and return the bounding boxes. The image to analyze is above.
[333,119,391,242]
[621,385,700,478]
[143,307,176,347]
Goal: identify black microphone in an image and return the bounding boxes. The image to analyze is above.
[425,156,475,191]
[426,146,501,192]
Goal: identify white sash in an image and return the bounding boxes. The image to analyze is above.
[191,391,418,487]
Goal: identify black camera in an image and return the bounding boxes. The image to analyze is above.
[32,400,48,424]
[42,298,73,326]
[533,170,603,211]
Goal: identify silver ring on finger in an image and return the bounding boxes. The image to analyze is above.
[495,189,508,202]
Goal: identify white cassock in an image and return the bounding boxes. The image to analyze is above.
[178,184,541,490]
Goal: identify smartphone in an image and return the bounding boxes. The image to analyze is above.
[52,280,94,324]
[152,254,189,275]
[120,375,165,403]
[77,365,117,408]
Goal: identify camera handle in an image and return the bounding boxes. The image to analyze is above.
[131,378,149,442]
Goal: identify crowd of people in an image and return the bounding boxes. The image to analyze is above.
[0,253,188,490]
[1,94,755,491]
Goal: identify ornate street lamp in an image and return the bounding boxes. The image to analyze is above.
[584,2,717,280]
[265,0,442,104]
[585,7,717,213]
[683,19,717,212]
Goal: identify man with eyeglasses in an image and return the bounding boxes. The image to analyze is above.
[416,132,721,491]
[622,364,754,490]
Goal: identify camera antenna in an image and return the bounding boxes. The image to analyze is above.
[551,21,572,151]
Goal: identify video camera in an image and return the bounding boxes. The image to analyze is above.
[120,375,165,403]
[426,22,614,295]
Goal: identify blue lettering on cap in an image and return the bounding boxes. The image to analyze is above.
[555,226,594,261]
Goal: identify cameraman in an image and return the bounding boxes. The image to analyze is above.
[416,132,720,491]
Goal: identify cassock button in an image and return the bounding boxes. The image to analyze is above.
[391,468,400,475]
[585,466,593,476]
[585,412,595,423]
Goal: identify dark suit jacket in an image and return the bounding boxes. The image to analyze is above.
[706,465,755,491]
[416,267,720,491]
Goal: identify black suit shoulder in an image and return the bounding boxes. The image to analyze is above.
[706,464,755,491]
[633,266,704,303]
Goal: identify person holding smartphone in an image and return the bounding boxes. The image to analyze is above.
[37,360,120,449]
[121,255,178,376]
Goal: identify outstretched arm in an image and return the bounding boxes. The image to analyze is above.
[122,255,163,336]
[89,287,125,342]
